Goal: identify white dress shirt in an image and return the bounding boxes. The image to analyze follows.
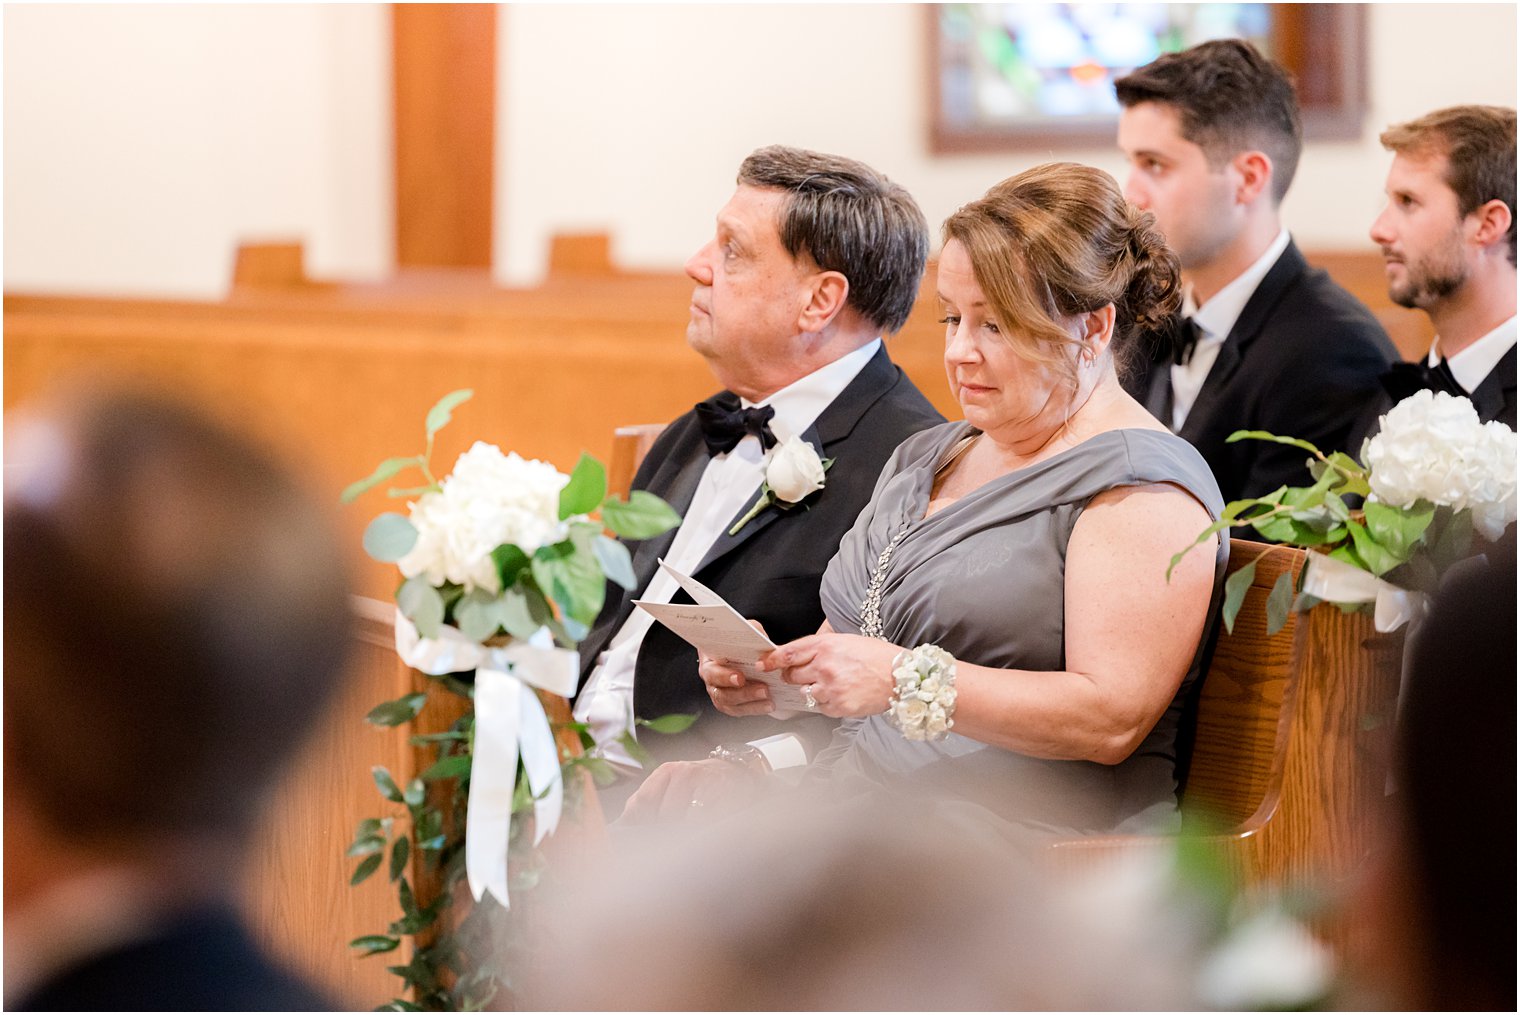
[1432,315,1517,393]
[573,339,881,770]
[1170,228,1292,431]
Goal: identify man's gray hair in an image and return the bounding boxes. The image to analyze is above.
[738,145,928,334]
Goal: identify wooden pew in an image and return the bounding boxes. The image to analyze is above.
[1048,541,1403,949]
[1308,251,1434,361]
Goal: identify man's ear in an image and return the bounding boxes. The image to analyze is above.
[1231,150,1274,206]
[1468,198,1514,253]
[797,271,850,333]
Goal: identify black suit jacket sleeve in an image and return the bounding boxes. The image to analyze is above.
[1171,242,1398,503]
[1234,290,1398,498]
[577,344,944,763]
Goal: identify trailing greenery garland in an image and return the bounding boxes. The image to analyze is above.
[339,391,690,1010]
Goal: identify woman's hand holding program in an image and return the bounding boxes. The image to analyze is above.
[761,633,899,718]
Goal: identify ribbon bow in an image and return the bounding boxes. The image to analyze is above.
[694,395,777,456]
[394,614,579,908]
[1299,553,1429,633]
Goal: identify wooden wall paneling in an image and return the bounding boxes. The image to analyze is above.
[2,300,721,602]
[393,3,497,268]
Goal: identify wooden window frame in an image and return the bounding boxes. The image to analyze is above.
[928,3,1368,154]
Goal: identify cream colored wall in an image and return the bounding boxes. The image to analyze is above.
[2,4,391,299]
[2,5,1513,297]
[497,2,1518,285]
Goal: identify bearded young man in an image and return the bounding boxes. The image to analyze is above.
[1364,105,1517,431]
[1115,40,1396,502]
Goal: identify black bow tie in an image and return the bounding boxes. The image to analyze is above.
[694,395,777,456]
[1173,316,1204,366]
[1380,359,1467,402]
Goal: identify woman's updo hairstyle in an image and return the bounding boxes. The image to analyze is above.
[942,162,1180,388]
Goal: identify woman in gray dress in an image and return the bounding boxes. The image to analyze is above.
[626,163,1229,835]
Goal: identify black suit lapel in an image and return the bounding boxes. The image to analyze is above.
[1467,344,1517,427]
[1179,242,1306,444]
[693,343,898,577]
[1179,340,1244,443]
[625,431,710,593]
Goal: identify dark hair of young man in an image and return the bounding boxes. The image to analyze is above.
[1114,38,1303,203]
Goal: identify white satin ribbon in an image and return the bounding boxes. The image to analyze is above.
[394,612,579,907]
[1299,554,1429,633]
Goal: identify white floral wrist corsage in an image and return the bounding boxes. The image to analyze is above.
[886,644,957,742]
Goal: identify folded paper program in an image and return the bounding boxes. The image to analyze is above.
[634,560,811,713]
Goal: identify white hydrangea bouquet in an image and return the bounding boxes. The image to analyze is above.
[340,390,684,1010]
[1172,390,1516,635]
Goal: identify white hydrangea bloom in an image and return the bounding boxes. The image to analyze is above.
[397,442,571,594]
[1471,420,1519,540]
[1364,391,1517,540]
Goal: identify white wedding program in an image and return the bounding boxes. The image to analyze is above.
[634,560,812,712]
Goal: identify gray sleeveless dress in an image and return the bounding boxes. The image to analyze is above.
[809,420,1229,836]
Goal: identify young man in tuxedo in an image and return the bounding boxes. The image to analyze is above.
[1115,40,1396,502]
[1364,105,1517,431]
[575,145,942,799]
[4,386,352,1010]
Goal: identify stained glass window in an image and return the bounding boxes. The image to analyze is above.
[930,3,1361,151]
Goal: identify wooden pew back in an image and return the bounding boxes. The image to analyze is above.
[1180,541,1305,831]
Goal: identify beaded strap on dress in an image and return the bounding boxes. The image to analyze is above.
[859,521,910,640]
[857,430,979,641]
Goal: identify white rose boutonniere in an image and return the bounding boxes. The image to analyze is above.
[729,435,834,535]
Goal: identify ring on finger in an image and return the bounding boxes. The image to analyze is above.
[804,684,818,710]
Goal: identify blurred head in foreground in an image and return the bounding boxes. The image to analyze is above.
[522,792,1201,1010]
[4,383,352,1006]
[1352,547,1517,1009]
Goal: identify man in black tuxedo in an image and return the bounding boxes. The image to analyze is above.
[5,386,351,1010]
[1115,40,1396,503]
[575,146,942,796]
[1360,105,1516,437]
